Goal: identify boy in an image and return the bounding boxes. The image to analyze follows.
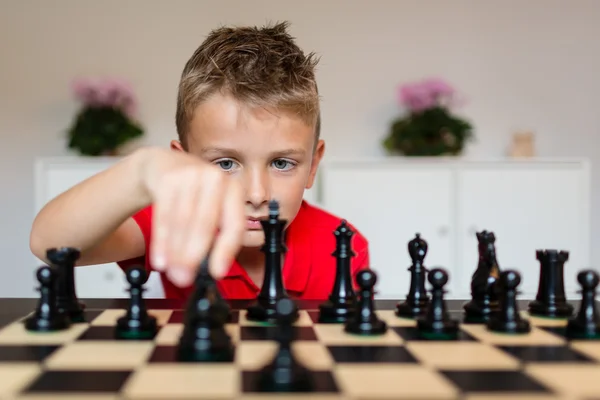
[29,21,369,300]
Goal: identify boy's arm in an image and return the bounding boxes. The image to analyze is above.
[29,146,245,286]
[29,147,152,266]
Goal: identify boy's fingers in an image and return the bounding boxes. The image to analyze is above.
[209,179,245,279]
[150,178,179,271]
[181,174,225,276]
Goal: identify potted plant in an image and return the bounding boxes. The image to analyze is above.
[383,78,474,156]
[66,77,144,156]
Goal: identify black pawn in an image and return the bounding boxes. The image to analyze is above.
[344,270,387,335]
[256,298,314,392]
[396,233,430,318]
[177,259,233,362]
[487,270,530,334]
[417,268,459,340]
[565,270,600,339]
[247,200,298,323]
[47,247,85,322]
[318,220,357,323]
[25,266,70,332]
[529,250,574,318]
[115,266,157,340]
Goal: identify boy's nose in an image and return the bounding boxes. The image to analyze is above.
[245,170,270,208]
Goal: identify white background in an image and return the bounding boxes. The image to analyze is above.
[1,0,599,296]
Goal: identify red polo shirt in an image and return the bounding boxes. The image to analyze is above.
[117,200,369,300]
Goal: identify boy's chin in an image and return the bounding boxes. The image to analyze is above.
[242,230,266,248]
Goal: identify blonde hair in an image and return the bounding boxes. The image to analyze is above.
[176,21,321,149]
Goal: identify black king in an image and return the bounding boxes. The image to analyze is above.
[246,199,299,323]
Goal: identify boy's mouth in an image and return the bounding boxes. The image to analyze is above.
[246,217,264,230]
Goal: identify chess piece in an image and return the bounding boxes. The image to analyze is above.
[396,233,430,318]
[177,259,233,362]
[565,270,600,339]
[318,220,357,323]
[463,231,502,323]
[417,268,459,340]
[247,200,298,323]
[344,270,387,335]
[487,270,530,334]
[25,265,71,332]
[115,266,158,340]
[528,250,574,318]
[47,247,85,322]
[256,298,314,392]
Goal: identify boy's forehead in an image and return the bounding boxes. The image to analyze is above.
[187,94,315,150]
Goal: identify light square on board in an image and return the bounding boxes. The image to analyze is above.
[522,312,570,328]
[154,323,240,345]
[525,364,600,399]
[459,325,566,346]
[121,364,238,399]
[405,342,520,370]
[313,323,403,345]
[569,341,600,362]
[334,364,459,399]
[0,322,88,345]
[235,341,333,370]
[0,364,42,398]
[90,309,173,326]
[238,309,313,326]
[43,341,155,370]
[9,395,121,400]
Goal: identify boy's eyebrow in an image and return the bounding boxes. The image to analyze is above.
[199,146,306,157]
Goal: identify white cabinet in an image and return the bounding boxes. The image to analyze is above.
[34,156,320,299]
[319,158,591,300]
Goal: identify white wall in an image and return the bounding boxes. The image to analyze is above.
[1,0,599,297]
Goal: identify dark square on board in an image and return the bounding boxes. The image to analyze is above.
[0,345,59,362]
[24,370,132,393]
[392,326,477,341]
[440,370,551,393]
[76,325,158,341]
[168,309,239,324]
[497,345,598,363]
[240,326,317,341]
[327,345,418,363]
[148,345,236,363]
[242,369,339,393]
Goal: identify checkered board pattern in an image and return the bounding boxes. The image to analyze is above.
[0,306,600,400]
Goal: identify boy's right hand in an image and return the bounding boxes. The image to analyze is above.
[138,147,245,287]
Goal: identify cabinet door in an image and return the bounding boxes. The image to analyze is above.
[35,159,165,299]
[456,165,590,299]
[321,163,455,299]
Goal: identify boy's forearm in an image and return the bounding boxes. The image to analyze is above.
[29,147,153,261]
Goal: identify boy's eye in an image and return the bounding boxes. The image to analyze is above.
[272,159,295,171]
[216,159,236,170]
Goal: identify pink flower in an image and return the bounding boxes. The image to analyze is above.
[397,78,457,113]
[71,77,137,118]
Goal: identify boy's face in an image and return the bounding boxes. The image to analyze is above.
[171,92,325,248]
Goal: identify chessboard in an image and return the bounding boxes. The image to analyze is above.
[4,202,600,399]
[0,298,599,399]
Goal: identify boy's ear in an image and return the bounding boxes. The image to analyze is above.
[306,139,325,189]
[170,140,185,152]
